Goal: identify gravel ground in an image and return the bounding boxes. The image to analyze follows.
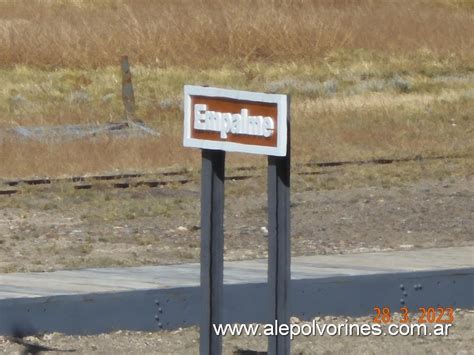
[1,310,472,354]
[0,162,473,273]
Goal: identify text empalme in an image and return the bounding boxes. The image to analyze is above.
[194,104,274,139]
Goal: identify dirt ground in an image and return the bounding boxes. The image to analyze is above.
[0,159,473,353]
[0,159,473,273]
[0,310,472,354]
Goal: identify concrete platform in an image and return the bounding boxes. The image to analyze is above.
[1,247,473,335]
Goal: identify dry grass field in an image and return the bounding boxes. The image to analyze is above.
[0,3,473,351]
[1,0,473,68]
[0,0,473,271]
[0,0,473,178]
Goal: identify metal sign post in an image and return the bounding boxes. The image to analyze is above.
[184,86,290,355]
[267,102,290,353]
[200,149,225,355]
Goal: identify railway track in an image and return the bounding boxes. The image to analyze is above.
[0,153,469,196]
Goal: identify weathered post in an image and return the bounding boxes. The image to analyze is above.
[267,98,291,353]
[200,149,225,354]
[121,55,136,122]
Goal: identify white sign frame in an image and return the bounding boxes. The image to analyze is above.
[183,85,288,156]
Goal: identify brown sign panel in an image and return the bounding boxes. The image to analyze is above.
[184,86,288,156]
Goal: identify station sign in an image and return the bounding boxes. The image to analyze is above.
[183,85,288,156]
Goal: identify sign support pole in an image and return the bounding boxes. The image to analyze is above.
[200,149,226,355]
[188,86,290,355]
[267,97,291,355]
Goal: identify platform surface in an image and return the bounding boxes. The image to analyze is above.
[1,246,472,300]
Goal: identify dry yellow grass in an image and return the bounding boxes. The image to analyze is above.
[0,0,473,178]
[1,92,472,178]
[0,136,192,177]
[0,0,472,68]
